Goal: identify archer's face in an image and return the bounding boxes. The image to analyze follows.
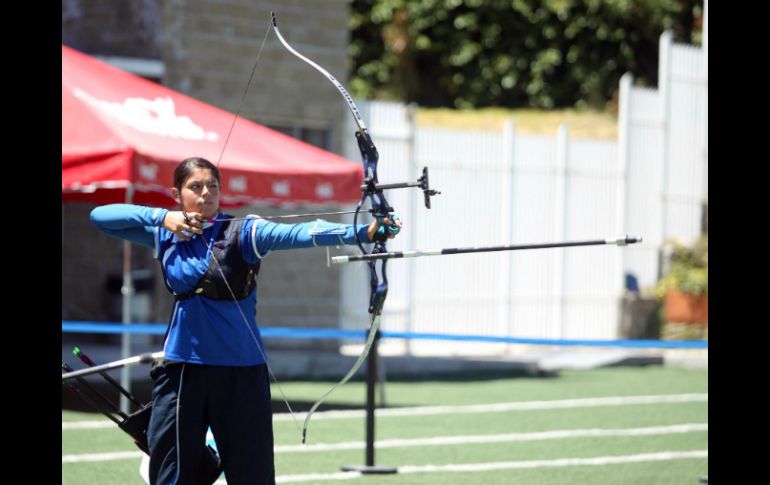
[173,168,221,219]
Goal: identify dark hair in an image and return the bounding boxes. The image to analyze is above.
[173,157,221,191]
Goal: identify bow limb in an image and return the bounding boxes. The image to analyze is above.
[300,314,382,443]
[271,12,368,135]
[272,12,390,443]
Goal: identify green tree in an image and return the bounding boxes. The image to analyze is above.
[349,0,704,109]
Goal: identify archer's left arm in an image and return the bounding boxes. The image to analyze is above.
[240,218,371,261]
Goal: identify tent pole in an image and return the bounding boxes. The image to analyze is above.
[120,185,135,414]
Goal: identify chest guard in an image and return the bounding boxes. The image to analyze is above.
[173,218,260,301]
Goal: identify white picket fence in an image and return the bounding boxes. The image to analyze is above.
[338,21,707,354]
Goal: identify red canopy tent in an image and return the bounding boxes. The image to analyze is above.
[62,44,362,207]
[62,44,364,407]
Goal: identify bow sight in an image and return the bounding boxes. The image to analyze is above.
[360,166,441,210]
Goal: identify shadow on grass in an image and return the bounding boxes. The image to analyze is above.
[63,367,558,414]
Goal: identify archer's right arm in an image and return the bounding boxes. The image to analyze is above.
[90,204,168,249]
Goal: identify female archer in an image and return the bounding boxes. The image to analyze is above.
[90,157,402,485]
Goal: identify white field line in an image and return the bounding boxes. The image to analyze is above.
[62,423,707,463]
[62,450,144,463]
[62,420,115,430]
[63,393,707,430]
[277,423,707,452]
[273,393,708,422]
[253,450,709,483]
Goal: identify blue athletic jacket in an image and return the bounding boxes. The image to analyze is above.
[90,204,370,366]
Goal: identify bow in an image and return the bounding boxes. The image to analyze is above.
[270,12,439,443]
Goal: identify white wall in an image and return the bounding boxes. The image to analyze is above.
[339,14,707,354]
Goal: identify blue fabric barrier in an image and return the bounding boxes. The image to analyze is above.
[62,321,707,349]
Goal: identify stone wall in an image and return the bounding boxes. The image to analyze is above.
[160,0,350,152]
[62,0,163,58]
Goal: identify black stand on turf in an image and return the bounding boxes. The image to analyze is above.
[340,330,397,474]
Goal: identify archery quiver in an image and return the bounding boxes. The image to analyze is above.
[63,349,223,484]
[118,402,152,454]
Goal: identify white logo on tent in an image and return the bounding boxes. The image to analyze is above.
[139,162,158,181]
[315,183,333,198]
[272,181,290,197]
[229,176,247,193]
[73,88,220,142]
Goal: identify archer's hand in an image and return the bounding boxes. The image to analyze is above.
[163,211,203,240]
[367,215,403,242]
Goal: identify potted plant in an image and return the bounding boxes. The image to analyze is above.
[655,235,708,324]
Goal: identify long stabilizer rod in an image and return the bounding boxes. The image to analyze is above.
[332,235,642,264]
[61,351,165,382]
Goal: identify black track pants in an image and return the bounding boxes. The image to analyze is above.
[147,362,275,485]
